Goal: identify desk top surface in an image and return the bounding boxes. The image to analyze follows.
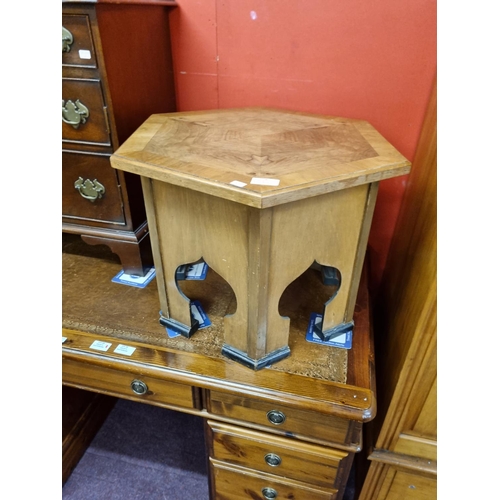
[111,108,410,208]
[62,234,376,421]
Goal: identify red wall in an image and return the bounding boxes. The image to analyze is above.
[168,0,437,292]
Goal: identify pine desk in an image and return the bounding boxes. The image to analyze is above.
[62,234,376,499]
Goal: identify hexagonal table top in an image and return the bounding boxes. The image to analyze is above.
[111,108,410,208]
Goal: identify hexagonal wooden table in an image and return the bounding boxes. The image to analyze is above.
[111,108,410,369]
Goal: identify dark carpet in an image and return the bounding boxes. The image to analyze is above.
[63,398,356,499]
[63,398,210,500]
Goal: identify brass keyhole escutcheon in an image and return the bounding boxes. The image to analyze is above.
[266,410,286,425]
[130,380,148,395]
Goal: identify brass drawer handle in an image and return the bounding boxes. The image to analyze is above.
[261,487,278,499]
[62,26,73,53]
[74,177,106,202]
[130,379,148,395]
[266,410,286,425]
[62,99,89,129]
[264,453,282,467]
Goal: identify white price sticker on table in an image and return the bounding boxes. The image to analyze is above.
[114,344,136,356]
[89,340,112,352]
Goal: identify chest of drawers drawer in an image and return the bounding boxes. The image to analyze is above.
[63,151,125,225]
[62,79,111,146]
[207,421,349,489]
[208,390,359,448]
[63,357,197,411]
[62,13,97,68]
[210,458,338,500]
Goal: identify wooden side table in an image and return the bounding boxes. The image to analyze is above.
[111,108,409,369]
[62,234,376,499]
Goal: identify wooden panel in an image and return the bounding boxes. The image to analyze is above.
[62,386,115,484]
[62,151,126,225]
[392,330,437,460]
[210,458,337,500]
[381,468,436,500]
[63,358,196,410]
[413,377,437,436]
[208,391,358,449]
[373,79,437,453]
[360,460,436,500]
[393,434,437,462]
[95,1,177,144]
[207,420,349,489]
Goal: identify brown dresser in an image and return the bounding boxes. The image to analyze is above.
[62,0,177,276]
[358,81,437,499]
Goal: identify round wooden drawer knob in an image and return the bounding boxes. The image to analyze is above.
[266,410,286,425]
[130,379,148,395]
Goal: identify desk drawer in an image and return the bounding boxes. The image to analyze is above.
[62,14,97,68]
[63,358,196,410]
[208,391,353,447]
[62,79,111,145]
[210,459,337,500]
[63,151,126,226]
[207,421,348,489]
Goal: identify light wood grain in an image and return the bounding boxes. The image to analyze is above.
[359,79,436,500]
[207,420,348,488]
[360,460,436,500]
[210,458,338,500]
[375,80,437,452]
[146,180,376,362]
[207,390,359,450]
[111,108,410,209]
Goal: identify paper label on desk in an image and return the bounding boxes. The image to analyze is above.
[305,313,352,349]
[250,177,280,186]
[230,180,247,188]
[62,337,67,343]
[111,267,156,288]
[166,301,211,338]
[79,49,91,59]
[114,344,136,356]
[90,340,112,352]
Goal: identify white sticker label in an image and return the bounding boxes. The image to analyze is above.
[79,49,91,59]
[186,263,206,279]
[90,340,112,352]
[114,344,136,356]
[62,337,67,343]
[230,180,247,188]
[250,177,280,186]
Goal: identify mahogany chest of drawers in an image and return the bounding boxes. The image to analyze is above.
[62,0,176,276]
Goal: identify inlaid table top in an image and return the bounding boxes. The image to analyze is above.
[111,107,410,208]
